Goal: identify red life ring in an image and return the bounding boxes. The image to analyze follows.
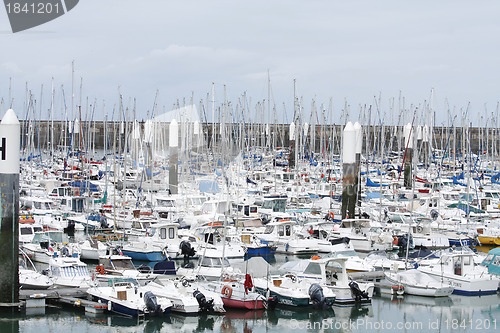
[329,212,334,219]
[96,265,105,275]
[393,237,398,246]
[221,285,232,298]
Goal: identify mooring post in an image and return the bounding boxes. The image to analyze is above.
[342,122,356,220]
[0,109,20,311]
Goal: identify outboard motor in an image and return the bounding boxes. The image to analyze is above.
[348,281,369,303]
[180,241,196,267]
[193,290,214,312]
[144,291,161,314]
[64,222,75,236]
[308,283,327,309]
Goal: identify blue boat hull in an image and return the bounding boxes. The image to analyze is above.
[92,296,171,317]
[121,250,167,262]
[246,246,277,256]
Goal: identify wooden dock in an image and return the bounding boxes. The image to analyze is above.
[19,288,106,314]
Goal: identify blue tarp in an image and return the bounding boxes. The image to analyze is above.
[450,176,466,187]
[365,192,383,199]
[366,177,388,187]
[68,180,99,193]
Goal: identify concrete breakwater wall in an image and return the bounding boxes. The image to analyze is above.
[20,120,496,156]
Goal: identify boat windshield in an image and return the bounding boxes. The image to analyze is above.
[108,277,138,286]
[200,257,230,268]
[51,265,89,277]
[34,201,53,210]
[327,250,358,258]
[31,232,65,244]
[157,199,175,207]
[110,259,136,270]
[482,254,494,266]
[264,225,274,234]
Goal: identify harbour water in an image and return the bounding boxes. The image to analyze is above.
[4,247,500,333]
[1,291,499,332]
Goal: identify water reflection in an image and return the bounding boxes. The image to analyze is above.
[1,293,498,332]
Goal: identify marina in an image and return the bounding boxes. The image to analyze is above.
[2,101,500,332]
[4,1,500,332]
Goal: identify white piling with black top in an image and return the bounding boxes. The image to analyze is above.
[0,109,20,310]
[342,122,356,219]
[354,122,362,207]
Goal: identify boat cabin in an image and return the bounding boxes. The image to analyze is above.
[260,195,287,214]
[59,196,86,213]
[150,223,179,242]
[481,247,500,276]
[20,197,57,215]
[263,220,296,238]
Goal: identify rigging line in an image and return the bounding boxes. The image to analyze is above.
[436,115,456,180]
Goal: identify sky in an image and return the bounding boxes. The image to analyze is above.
[1,0,500,126]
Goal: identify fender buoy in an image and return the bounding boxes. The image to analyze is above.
[96,265,105,275]
[221,285,232,298]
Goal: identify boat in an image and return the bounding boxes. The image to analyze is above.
[279,257,374,304]
[480,247,500,276]
[47,256,96,288]
[240,233,277,257]
[192,223,245,258]
[94,251,156,286]
[143,276,226,314]
[121,242,168,262]
[417,252,499,295]
[87,277,173,317]
[19,220,43,244]
[19,252,53,290]
[78,237,108,260]
[385,269,454,297]
[256,220,319,255]
[253,274,336,308]
[22,230,81,264]
[203,275,267,310]
[330,219,395,252]
[177,255,238,281]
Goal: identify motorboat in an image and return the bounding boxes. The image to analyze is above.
[253,274,336,308]
[47,255,96,288]
[279,257,374,304]
[256,220,319,255]
[19,253,53,290]
[78,237,108,260]
[385,269,454,297]
[481,247,500,276]
[87,277,173,317]
[144,276,225,314]
[202,275,267,310]
[94,252,156,286]
[417,252,499,295]
[22,230,81,264]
